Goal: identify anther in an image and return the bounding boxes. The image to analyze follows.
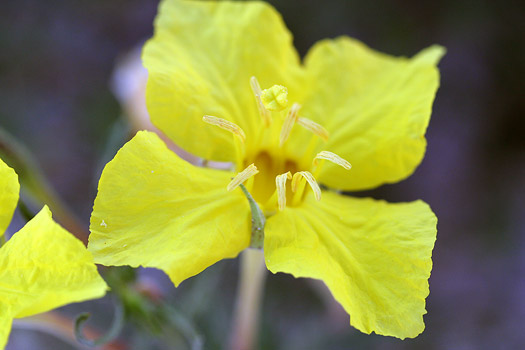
[250,77,272,127]
[313,151,352,170]
[297,117,329,141]
[276,172,292,211]
[203,115,246,143]
[279,103,301,147]
[261,85,288,112]
[227,164,259,191]
[291,171,321,201]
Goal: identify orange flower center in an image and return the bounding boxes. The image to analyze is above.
[203,77,351,214]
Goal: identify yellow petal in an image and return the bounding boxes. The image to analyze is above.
[143,0,303,162]
[0,305,13,350]
[264,192,437,339]
[88,131,251,287]
[301,37,444,190]
[0,158,19,236]
[0,206,107,349]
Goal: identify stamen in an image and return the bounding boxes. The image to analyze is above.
[275,171,292,211]
[203,115,246,143]
[279,103,301,147]
[313,151,352,170]
[250,76,272,127]
[291,171,321,201]
[261,85,288,112]
[227,164,259,191]
[297,117,329,141]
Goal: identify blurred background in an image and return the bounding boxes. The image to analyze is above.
[1,0,524,349]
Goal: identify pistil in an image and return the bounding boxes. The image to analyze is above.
[279,103,301,147]
[250,77,272,127]
[261,85,288,112]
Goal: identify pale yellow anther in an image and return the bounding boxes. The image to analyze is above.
[279,103,301,147]
[261,85,289,112]
[203,115,246,143]
[313,151,352,170]
[297,117,330,141]
[291,171,321,201]
[250,76,272,127]
[227,164,259,191]
[276,171,292,211]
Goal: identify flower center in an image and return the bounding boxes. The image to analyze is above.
[244,150,299,211]
[203,77,351,213]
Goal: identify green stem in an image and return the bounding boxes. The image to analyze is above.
[239,184,265,249]
[12,312,124,350]
[74,298,125,347]
[18,197,36,223]
[0,127,89,244]
[162,305,204,350]
[229,248,267,350]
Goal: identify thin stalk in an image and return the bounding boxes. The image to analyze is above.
[238,184,265,249]
[13,312,125,350]
[75,298,125,348]
[229,248,267,350]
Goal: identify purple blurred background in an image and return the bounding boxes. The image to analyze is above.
[1,0,524,349]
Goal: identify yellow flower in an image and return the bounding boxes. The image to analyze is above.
[88,0,443,339]
[0,158,107,349]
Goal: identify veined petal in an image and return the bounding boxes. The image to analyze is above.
[143,0,304,162]
[88,131,251,287]
[301,37,444,190]
[264,192,437,339]
[0,158,19,236]
[0,206,107,348]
